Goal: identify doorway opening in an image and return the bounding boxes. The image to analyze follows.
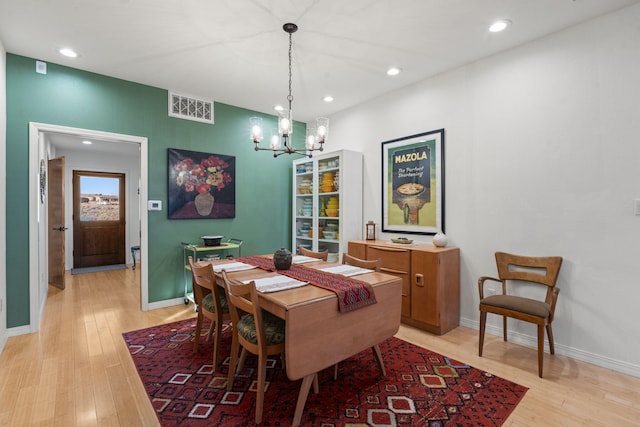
[28,122,149,333]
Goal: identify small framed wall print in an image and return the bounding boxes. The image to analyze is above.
[381,129,445,235]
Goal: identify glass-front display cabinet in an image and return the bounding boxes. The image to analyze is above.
[292,150,363,261]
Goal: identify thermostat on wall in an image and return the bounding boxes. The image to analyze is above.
[148,200,162,211]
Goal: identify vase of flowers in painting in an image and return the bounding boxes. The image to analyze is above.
[194,190,214,216]
[174,154,232,217]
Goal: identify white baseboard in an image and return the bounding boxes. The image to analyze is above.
[147,297,189,311]
[460,316,640,378]
[7,324,32,338]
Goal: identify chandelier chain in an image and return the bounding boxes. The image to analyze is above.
[287,31,293,106]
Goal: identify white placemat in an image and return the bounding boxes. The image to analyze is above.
[292,255,321,264]
[247,275,308,293]
[320,264,374,277]
[211,262,257,273]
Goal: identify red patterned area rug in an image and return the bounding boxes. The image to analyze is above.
[123,319,527,426]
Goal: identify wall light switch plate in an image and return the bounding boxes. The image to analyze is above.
[148,200,162,211]
[635,199,640,216]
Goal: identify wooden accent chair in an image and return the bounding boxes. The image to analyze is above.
[334,253,386,380]
[342,253,382,272]
[299,246,328,261]
[478,252,563,378]
[188,257,231,368]
[221,270,287,424]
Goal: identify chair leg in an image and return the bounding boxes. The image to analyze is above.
[226,335,240,391]
[194,312,203,352]
[537,324,545,378]
[313,373,319,394]
[478,311,487,357]
[546,324,555,354]
[211,320,220,368]
[371,344,386,376]
[205,321,214,341]
[255,353,268,424]
[238,347,248,373]
[502,315,508,341]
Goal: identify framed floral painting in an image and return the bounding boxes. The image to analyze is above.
[167,148,236,219]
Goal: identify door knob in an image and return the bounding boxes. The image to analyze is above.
[53,226,68,231]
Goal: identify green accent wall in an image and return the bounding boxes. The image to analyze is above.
[5,54,302,328]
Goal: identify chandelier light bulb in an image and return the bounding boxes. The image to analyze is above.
[306,135,316,149]
[250,117,263,143]
[270,134,280,150]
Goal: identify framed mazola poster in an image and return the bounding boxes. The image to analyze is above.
[167,148,236,219]
[381,129,444,235]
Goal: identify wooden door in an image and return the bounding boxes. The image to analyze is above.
[73,171,126,268]
[48,157,66,289]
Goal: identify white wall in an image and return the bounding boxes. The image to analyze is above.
[0,39,7,351]
[328,4,640,376]
[54,147,141,270]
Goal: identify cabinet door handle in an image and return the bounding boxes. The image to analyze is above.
[370,245,409,253]
[415,273,424,287]
[381,267,408,275]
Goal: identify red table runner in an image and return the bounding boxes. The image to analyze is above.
[237,256,377,313]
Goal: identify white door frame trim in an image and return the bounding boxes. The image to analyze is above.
[28,122,149,332]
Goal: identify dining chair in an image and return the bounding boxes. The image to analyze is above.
[333,253,386,380]
[342,253,381,271]
[478,251,563,378]
[189,257,231,369]
[299,246,328,261]
[221,270,287,424]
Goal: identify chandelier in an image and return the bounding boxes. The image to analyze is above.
[250,23,329,158]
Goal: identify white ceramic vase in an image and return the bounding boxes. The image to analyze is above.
[432,231,448,247]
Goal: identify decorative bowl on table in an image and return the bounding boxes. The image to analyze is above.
[391,237,413,244]
[201,235,224,246]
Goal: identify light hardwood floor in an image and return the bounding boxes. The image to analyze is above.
[1,266,638,426]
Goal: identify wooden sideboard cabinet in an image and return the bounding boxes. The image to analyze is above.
[348,240,460,335]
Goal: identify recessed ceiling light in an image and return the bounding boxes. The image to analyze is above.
[274,105,284,112]
[489,19,511,33]
[387,67,401,76]
[82,140,93,145]
[323,95,334,103]
[59,48,78,58]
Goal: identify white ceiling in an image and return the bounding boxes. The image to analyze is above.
[2,0,639,137]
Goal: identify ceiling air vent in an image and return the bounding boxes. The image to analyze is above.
[168,91,214,124]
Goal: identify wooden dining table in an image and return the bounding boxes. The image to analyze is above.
[209,256,402,427]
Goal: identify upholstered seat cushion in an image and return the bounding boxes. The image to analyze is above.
[202,292,229,313]
[236,311,285,345]
[480,295,550,318]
